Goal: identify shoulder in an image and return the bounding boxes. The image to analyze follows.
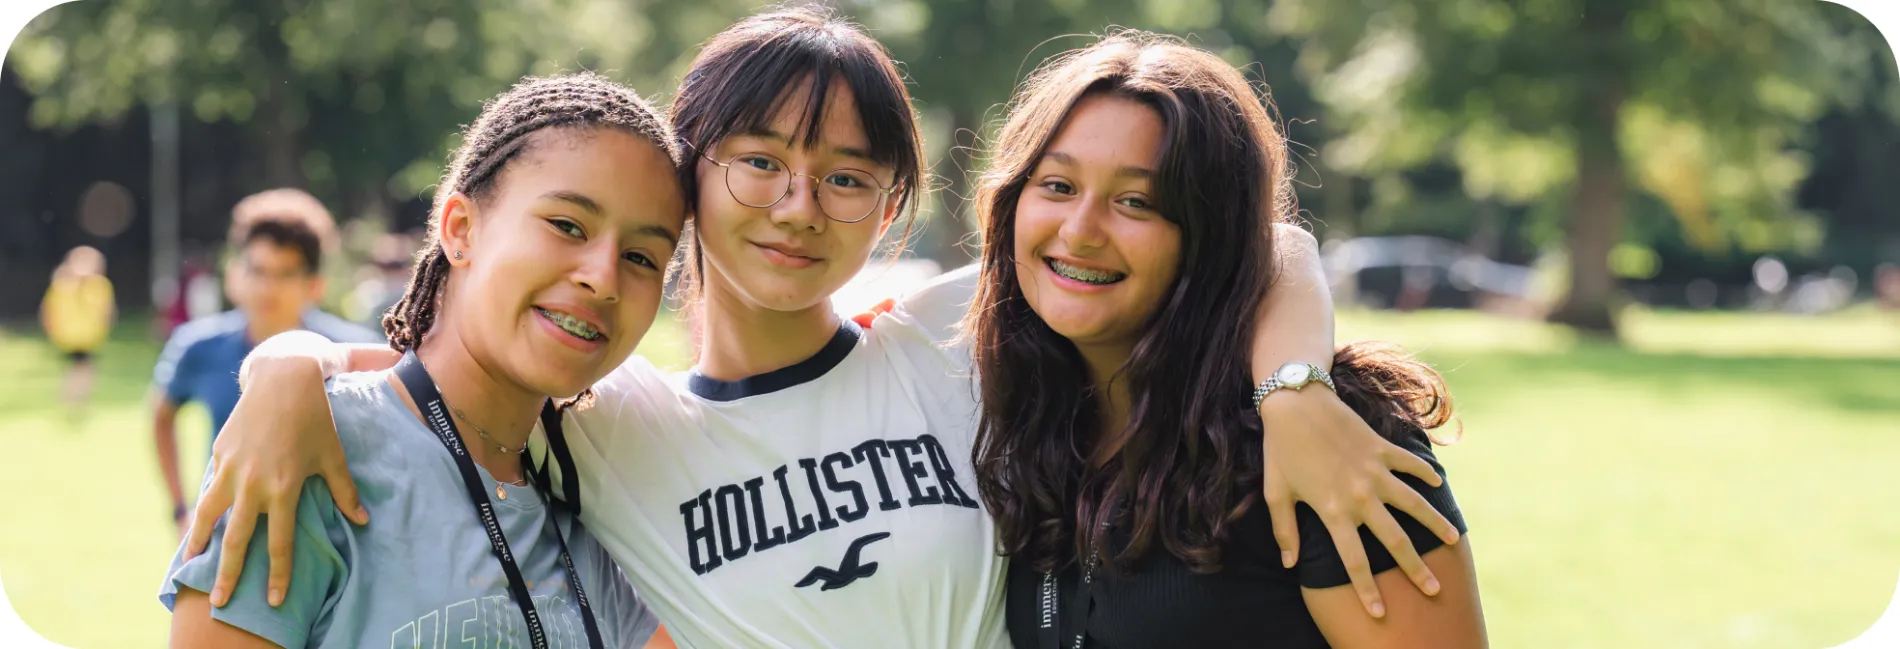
[1286,428,1467,589]
[175,311,247,343]
[160,477,349,648]
[163,312,247,355]
[323,372,425,457]
[544,356,682,458]
[583,355,680,411]
[302,310,386,344]
[879,263,979,340]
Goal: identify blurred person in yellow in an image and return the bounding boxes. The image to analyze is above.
[40,245,115,413]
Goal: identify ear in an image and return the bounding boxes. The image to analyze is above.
[222,255,244,303]
[305,276,328,303]
[439,192,478,268]
[874,189,902,239]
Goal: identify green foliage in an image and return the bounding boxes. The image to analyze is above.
[1264,0,1884,256]
[8,0,671,199]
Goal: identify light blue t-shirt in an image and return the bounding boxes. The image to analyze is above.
[160,372,658,648]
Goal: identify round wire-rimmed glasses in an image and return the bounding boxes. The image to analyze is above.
[702,151,897,223]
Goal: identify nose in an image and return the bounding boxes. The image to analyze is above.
[1056,200,1110,255]
[769,173,828,233]
[571,240,621,303]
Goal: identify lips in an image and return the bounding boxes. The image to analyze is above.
[533,306,607,343]
[1046,257,1126,285]
[753,241,822,269]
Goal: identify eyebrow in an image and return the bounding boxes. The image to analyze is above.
[636,224,680,248]
[1042,151,1154,179]
[541,190,602,215]
[744,127,878,165]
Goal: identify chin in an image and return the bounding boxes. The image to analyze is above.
[741,279,832,313]
[1040,318,1110,345]
[527,372,599,402]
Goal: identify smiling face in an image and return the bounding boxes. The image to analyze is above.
[690,80,900,316]
[227,238,324,329]
[439,127,687,397]
[1013,94,1183,357]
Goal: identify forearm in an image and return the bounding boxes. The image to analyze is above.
[155,401,186,509]
[1253,223,1336,381]
[237,330,397,391]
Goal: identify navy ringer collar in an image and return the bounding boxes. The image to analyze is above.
[686,320,863,402]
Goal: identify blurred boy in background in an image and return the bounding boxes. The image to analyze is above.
[151,189,382,535]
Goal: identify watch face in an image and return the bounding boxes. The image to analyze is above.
[1276,363,1310,388]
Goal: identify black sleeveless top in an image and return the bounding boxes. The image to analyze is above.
[1003,428,1465,649]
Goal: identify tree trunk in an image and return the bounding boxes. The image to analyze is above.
[1549,84,1627,335]
[1318,159,1356,238]
[258,89,303,188]
[255,3,302,188]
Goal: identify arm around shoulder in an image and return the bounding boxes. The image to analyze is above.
[1303,540,1487,649]
[164,479,350,648]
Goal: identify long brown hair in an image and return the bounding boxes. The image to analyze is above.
[969,32,1455,575]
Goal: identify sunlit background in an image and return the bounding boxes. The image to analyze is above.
[3,0,1899,647]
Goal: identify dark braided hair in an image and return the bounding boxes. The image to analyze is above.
[381,72,681,355]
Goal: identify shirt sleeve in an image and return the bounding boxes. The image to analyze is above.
[153,330,198,404]
[881,263,980,346]
[303,310,387,344]
[570,523,659,648]
[1291,429,1468,590]
[159,476,351,648]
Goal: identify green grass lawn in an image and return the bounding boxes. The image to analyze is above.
[1,308,1896,648]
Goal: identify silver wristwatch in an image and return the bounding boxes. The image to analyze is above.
[1251,361,1335,410]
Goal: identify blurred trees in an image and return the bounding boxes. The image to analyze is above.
[9,0,665,209]
[1263,0,1895,334]
[2,0,1896,335]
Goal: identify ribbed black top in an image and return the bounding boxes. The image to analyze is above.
[1004,427,1466,649]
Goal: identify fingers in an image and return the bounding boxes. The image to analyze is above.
[1381,472,1461,546]
[264,491,296,607]
[1264,472,1300,569]
[185,466,232,559]
[211,498,261,608]
[320,456,369,526]
[1362,508,1439,597]
[1324,517,1385,619]
[1382,444,1444,488]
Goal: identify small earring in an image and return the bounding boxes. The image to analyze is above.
[453,251,464,260]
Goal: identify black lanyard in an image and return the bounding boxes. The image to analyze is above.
[395,352,604,649]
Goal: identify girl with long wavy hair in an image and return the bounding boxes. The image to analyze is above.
[967,34,1487,648]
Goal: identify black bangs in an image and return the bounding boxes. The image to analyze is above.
[672,11,922,202]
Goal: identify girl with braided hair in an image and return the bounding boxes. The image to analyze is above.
[189,7,1462,648]
[162,72,687,649]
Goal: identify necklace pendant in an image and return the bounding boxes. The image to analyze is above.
[496,484,508,500]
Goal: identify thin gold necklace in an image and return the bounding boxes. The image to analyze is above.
[444,401,529,456]
[443,401,530,498]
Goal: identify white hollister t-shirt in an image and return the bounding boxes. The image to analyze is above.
[539,266,1003,648]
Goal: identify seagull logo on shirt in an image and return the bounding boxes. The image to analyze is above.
[795,532,891,591]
